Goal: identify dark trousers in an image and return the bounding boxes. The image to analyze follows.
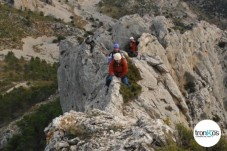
[128,51,138,57]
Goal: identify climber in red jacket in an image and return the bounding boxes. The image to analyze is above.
[106,53,129,87]
[128,37,139,57]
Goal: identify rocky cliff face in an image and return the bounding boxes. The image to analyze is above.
[45,13,227,150]
[44,109,173,151]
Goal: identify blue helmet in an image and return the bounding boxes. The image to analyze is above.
[114,43,119,49]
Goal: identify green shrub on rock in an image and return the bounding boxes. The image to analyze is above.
[120,57,142,103]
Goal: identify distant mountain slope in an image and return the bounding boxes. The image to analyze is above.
[97,0,226,30]
[1,0,72,22]
[183,0,227,30]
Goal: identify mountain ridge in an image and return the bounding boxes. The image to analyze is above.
[0,0,226,150]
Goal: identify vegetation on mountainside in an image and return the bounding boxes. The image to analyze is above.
[156,124,227,151]
[0,52,58,127]
[97,1,131,19]
[98,0,226,31]
[120,57,142,103]
[0,52,57,92]
[3,99,62,151]
[183,0,227,18]
[97,0,159,19]
[97,0,152,19]
[52,35,66,43]
[182,0,227,30]
[70,14,88,30]
[0,84,57,127]
[0,3,64,50]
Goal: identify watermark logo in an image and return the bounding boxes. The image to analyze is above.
[193,120,221,147]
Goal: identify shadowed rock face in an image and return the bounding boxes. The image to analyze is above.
[54,14,227,150]
[58,37,115,113]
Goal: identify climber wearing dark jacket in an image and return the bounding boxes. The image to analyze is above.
[107,43,124,64]
[85,36,96,53]
[128,37,139,57]
[106,53,129,87]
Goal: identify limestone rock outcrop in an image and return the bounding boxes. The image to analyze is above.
[45,109,173,151]
[47,14,227,150]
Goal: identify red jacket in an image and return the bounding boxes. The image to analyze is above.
[130,40,137,52]
[109,58,128,78]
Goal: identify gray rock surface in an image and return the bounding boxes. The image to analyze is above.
[0,0,226,150]
[44,109,173,151]
[52,14,227,151]
[0,126,20,150]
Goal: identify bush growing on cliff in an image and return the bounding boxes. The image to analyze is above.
[120,57,142,103]
[52,35,66,43]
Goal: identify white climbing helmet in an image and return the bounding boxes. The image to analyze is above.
[130,37,134,40]
[113,53,122,61]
